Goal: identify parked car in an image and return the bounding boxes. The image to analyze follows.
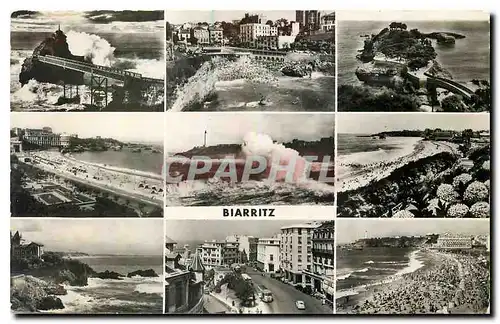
[295,300,306,310]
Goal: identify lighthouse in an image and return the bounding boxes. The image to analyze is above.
[203,130,207,147]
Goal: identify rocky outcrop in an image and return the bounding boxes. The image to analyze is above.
[281,62,311,77]
[93,270,124,280]
[36,296,64,311]
[19,29,87,86]
[127,269,159,278]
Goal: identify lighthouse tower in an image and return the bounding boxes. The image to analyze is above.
[203,130,207,147]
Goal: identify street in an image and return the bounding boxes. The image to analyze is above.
[247,270,333,314]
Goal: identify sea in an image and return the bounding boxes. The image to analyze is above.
[338,20,490,86]
[336,247,424,298]
[168,56,336,112]
[336,134,421,179]
[47,255,163,314]
[10,17,164,111]
[72,148,164,175]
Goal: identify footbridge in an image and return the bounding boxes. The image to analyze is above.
[34,55,164,108]
[201,46,287,62]
[424,73,474,99]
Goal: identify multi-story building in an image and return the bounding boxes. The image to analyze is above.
[320,12,335,32]
[209,27,224,45]
[60,133,71,148]
[296,10,321,33]
[193,27,210,44]
[257,236,281,273]
[22,128,61,148]
[240,23,278,47]
[225,235,258,262]
[164,237,204,314]
[280,222,320,288]
[304,221,335,303]
[177,29,191,43]
[200,240,239,268]
[433,233,473,250]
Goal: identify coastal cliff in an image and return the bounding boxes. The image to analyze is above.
[19,29,87,86]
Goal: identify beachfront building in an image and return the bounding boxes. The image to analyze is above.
[226,235,258,262]
[257,236,281,273]
[208,27,224,45]
[240,23,278,48]
[320,12,335,32]
[303,221,335,302]
[280,223,320,288]
[10,231,44,259]
[21,128,61,148]
[10,137,23,153]
[165,237,204,314]
[193,27,210,45]
[434,233,473,250]
[200,240,240,268]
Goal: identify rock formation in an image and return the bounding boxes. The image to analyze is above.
[127,269,159,278]
[19,27,87,86]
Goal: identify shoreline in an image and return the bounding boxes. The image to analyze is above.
[18,151,164,207]
[336,249,435,313]
[337,139,459,192]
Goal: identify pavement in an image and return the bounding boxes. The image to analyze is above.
[247,270,333,314]
[203,294,233,314]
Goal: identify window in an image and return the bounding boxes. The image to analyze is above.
[298,229,302,235]
[270,254,274,261]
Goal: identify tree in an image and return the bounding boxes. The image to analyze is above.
[189,30,198,45]
[266,20,274,26]
[441,95,465,112]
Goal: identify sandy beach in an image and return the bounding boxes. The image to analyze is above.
[337,139,459,193]
[336,249,490,314]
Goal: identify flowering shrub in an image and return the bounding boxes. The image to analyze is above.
[447,204,469,218]
[436,184,459,203]
[393,210,414,218]
[463,181,489,204]
[469,202,490,218]
[452,173,473,190]
[482,160,490,171]
[484,180,490,190]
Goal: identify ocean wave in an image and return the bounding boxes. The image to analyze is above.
[355,267,369,273]
[165,177,334,206]
[134,282,163,295]
[171,56,278,111]
[365,260,374,264]
[44,288,158,314]
[394,250,424,276]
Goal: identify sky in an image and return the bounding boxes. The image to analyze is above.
[165,219,319,241]
[338,113,489,134]
[10,113,164,144]
[166,10,297,25]
[339,10,490,21]
[337,219,489,244]
[11,219,163,256]
[165,113,335,152]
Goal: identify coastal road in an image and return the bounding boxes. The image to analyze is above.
[23,161,163,208]
[247,270,332,314]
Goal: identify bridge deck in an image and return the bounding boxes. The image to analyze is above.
[35,55,163,85]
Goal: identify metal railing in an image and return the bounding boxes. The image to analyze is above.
[34,55,163,85]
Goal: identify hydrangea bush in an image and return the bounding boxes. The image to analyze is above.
[469,202,490,218]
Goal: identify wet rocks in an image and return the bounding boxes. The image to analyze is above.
[127,269,159,278]
[93,270,124,280]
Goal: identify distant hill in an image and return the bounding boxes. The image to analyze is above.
[174,136,335,160]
